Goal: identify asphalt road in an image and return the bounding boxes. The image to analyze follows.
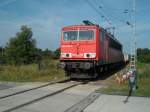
[0,82,100,112]
[0,82,149,112]
[84,94,150,112]
[0,82,20,90]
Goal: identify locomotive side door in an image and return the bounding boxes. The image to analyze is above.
[100,29,106,63]
[104,36,109,63]
[101,30,109,63]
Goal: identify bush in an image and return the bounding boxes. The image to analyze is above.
[137,48,150,63]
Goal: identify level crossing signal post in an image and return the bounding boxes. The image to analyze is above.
[128,0,138,94]
[115,0,138,95]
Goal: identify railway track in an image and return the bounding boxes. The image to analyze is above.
[0,79,70,100]
[0,80,88,112]
[0,66,127,112]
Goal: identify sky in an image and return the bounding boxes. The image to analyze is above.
[0,0,149,53]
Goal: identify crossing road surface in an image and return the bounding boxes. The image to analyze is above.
[84,94,150,112]
[0,81,101,112]
[0,82,150,112]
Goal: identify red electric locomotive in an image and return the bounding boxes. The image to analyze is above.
[60,21,124,78]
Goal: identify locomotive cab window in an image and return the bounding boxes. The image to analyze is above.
[79,30,94,40]
[63,30,94,41]
[63,31,78,41]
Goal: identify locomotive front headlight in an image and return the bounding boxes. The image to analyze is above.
[61,53,66,58]
[90,53,96,58]
[61,53,72,58]
[66,53,72,58]
[84,53,96,58]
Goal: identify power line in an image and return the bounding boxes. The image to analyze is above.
[98,6,132,26]
[85,0,112,27]
[92,0,133,27]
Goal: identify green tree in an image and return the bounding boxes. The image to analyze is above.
[137,48,150,63]
[53,48,60,59]
[42,48,53,59]
[0,46,6,64]
[5,25,37,64]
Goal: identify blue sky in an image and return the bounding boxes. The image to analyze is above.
[0,0,149,52]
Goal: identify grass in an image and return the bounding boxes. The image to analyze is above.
[0,60,65,82]
[0,60,150,97]
[135,63,150,96]
[96,62,150,97]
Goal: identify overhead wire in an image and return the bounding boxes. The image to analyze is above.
[85,0,134,38]
[93,0,133,27]
[85,0,112,27]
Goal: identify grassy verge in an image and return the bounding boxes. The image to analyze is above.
[96,62,150,97]
[0,60,65,82]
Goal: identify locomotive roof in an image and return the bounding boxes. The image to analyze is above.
[62,25,122,46]
[101,28,122,46]
[62,25,98,30]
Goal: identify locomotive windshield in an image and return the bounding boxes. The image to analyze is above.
[63,30,94,41]
[79,30,94,40]
[64,31,78,41]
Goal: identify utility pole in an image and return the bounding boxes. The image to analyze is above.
[129,0,137,91]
